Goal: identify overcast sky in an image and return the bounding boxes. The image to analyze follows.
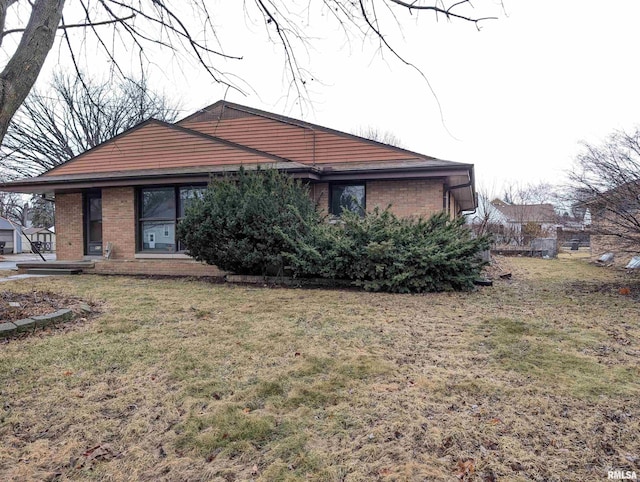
[24,1,640,193]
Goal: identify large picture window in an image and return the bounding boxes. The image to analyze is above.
[138,185,205,252]
[330,183,366,217]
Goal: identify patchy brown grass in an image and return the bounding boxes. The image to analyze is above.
[0,257,639,481]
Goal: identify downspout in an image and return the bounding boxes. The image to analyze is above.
[444,179,474,217]
[464,192,479,216]
[442,184,449,212]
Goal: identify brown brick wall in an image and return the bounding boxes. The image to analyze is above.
[366,180,444,218]
[310,182,329,213]
[88,258,226,277]
[55,192,84,260]
[102,187,136,259]
[54,179,450,273]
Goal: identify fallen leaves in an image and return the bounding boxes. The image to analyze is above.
[0,290,84,322]
[72,444,120,469]
[455,458,475,480]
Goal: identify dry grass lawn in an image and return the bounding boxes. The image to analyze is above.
[0,256,639,481]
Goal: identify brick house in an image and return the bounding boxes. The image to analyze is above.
[0,100,477,276]
[489,200,558,244]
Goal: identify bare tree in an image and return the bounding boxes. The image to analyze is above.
[568,128,640,251]
[466,191,502,236]
[0,71,179,179]
[0,191,27,224]
[501,181,559,205]
[353,126,403,147]
[0,1,500,147]
[29,196,54,227]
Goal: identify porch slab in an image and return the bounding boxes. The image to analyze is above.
[16,261,95,271]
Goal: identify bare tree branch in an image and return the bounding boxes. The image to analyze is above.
[0,13,135,39]
[0,0,498,149]
[568,128,640,252]
[0,0,64,143]
[0,71,179,180]
[389,0,497,25]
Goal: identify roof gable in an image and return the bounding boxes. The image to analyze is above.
[0,217,18,230]
[492,202,557,223]
[0,100,476,211]
[43,120,291,177]
[179,100,434,165]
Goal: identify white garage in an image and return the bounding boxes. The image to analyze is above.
[0,217,22,254]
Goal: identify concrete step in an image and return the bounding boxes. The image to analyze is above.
[25,268,82,275]
[17,261,94,270]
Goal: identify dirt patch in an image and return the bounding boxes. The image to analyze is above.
[567,280,640,301]
[0,290,84,321]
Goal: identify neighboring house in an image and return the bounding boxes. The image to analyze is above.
[489,200,558,245]
[21,226,56,253]
[467,197,558,245]
[0,100,477,276]
[0,216,22,254]
[466,194,509,240]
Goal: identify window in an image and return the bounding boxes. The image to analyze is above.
[85,191,102,255]
[138,186,205,252]
[330,183,365,217]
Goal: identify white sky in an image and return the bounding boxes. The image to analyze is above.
[17,1,640,193]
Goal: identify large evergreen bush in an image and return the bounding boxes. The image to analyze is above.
[286,209,490,293]
[177,167,319,275]
[179,168,489,292]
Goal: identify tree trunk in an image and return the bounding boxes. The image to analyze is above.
[0,0,65,144]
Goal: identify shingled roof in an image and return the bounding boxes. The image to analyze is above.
[491,202,557,223]
[0,100,477,210]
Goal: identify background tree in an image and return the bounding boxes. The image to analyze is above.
[501,181,559,206]
[353,127,403,147]
[466,191,504,239]
[0,191,27,224]
[0,71,179,179]
[568,127,640,251]
[29,197,54,227]
[0,1,499,147]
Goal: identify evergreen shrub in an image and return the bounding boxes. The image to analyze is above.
[176,167,319,275]
[178,168,489,292]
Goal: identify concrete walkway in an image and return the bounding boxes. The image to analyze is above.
[0,253,56,282]
[0,273,51,283]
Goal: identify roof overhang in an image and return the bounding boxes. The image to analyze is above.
[0,160,476,211]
